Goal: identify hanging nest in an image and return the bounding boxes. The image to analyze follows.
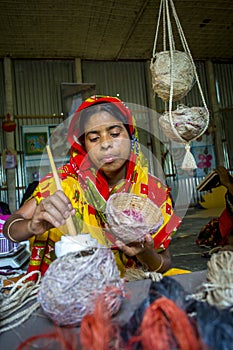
[38,248,124,327]
[106,193,163,244]
[159,104,209,143]
[150,50,195,101]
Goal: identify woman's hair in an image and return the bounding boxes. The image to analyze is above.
[78,102,131,145]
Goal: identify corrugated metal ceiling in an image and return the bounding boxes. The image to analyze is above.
[0,0,232,60]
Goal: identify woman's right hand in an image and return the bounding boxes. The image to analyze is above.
[19,190,75,236]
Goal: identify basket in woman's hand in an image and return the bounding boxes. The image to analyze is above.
[106,193,163,244]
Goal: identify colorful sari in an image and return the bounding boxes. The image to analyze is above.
[196,208,233,248]
[27,96,181,280]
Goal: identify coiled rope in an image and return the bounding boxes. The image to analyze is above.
[124,268,163,282]
[0,271,41,334]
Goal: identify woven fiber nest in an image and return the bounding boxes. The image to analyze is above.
[159,104,209,143]
[150,50,195,101]
[38,248,124,327]
[106,193,163,244]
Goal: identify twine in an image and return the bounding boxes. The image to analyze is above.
[38,248,125,327]
[124,268,163,282]
[151,0,210,171]
[106,193,163,244]
[0,271,41,334]
[195,251,233,309]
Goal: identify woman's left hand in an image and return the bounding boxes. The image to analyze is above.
[115,233,154,256]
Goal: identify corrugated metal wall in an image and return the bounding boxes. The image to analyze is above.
[214,62,233,109]
[82,60,148,106]
[213,62,233,168]
[13,59,75,116]
[0,59,4,116]
[1,60,75,206]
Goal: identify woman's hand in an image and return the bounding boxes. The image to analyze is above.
[28,190,75,235]
[18,190,75,237]
[115,233,154,256]
[115,234,171,273]
[4,191,76,243]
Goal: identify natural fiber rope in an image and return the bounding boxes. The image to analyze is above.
[153,0,208,111]
[169,0,208,111]
[124,268,163,282]
[153,0,162,56]
[151,0,210,170]
[166,0,209,145]
[193,251,233,309]
[0,271,41,334]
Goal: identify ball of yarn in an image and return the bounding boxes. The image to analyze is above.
[38,248,125,326]
[159,104,209,143]
[205,250,233,309]
[106,193,163,244]
[150,50,195,101]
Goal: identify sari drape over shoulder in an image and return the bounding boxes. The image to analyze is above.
[27,96,181,279]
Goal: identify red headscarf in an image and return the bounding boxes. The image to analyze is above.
[68,95,135,152]
[63,95,140,200]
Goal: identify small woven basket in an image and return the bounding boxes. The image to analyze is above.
[150,50,195,102]
[106,193,163,244]
[159,104,209,143]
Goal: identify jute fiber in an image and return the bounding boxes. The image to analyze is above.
[150,50,195,102]
[159,104,209,143]
[204,250,233,309]
[38,248,125,326]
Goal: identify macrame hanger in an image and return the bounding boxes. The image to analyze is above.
[170,0,209,169]
[153,0,209,170]
[169,0,209,114]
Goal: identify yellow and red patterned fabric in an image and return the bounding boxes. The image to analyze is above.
[27,96,181,280]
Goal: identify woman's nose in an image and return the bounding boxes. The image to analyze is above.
[100,135,112,149]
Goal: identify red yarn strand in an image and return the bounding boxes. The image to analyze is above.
[80,292,122,350]
[129,297,205,350]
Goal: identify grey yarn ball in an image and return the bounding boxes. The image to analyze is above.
[37,248,125,326]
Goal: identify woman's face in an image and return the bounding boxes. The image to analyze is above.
[84,111,131,182]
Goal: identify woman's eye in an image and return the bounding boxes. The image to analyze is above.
[89,136,99,142]
[111,132,120,138]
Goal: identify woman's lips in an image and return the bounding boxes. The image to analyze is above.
[100,155,117,164]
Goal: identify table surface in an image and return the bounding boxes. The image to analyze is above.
[0,270,207,349]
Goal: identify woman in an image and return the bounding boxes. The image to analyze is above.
[3,96,181,280]
[197,166,233,250]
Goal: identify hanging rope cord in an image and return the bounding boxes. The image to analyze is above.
[0,271,41,334]
[152,0,209,147]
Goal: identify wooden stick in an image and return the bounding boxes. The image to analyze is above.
[46,145,77,236]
